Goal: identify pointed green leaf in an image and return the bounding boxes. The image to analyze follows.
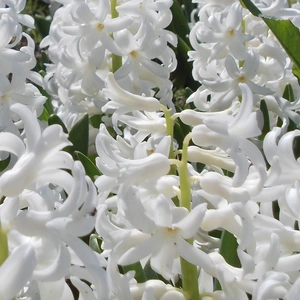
[74,151,101,181]
[89,114,103,128]
[168,0,190,45]
[283,83,295,102]
[240,0,300,71]
[272,200,280,220]
[281,84,299,132]
[41,91,54,115]
[292,65,300,83]
[293,136,300,159]
[119,262,147,283]
[219,230,241,268]
[0,223,9,266]
[143,260,159,280]
[0,155,10,172]
[174,112,191,149]
[89,234,102,254]
[34,14,51,40]
[38,107,50,122]
[181,0,198,23]
[259,99,270,140]
[66,114,89,156]
[48,114,68,133]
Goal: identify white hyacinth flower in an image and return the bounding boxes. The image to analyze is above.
[116,186,216,281]
[0,104,73,197]
[0,243,36,300]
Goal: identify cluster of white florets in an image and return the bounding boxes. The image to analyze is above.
[1,0,300,299]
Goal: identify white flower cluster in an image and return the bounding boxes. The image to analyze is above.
[1,0,300,299]
[41,0,177,130]
[0,0,46,132]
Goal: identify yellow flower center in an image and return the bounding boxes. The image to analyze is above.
[238,75,246,83]
[1,94,8,101]
[228,28,235,36]
[96,23,104,31]
[130,50,138,58]
[146,149,154,156]
[164,227,179,239]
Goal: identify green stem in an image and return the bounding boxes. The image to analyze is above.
[179,133,200,300]
[110,0,122,72]
[0,222,9,266]
[163,107,178,176]
[179,133,192,210]
[1,223,17,300]
[164,108,174,158]
[180,256,201,300]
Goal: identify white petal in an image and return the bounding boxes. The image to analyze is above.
[187,146,236,172]
[242,50,260,79]
[47,227,110,300]
[177,238,216,276]
[70,277,97,300]
[119,185,156,233]
[0,132,25,157]
[225,2,242,29]
[287,277,300,300]
[18,14,35,28]
[103,73,161,111]
[114,29,136,54]
[118,153,170,185]
[32,244,71,281]
[228,38,248,61]
[154,195,172,228]
[246,80,274,96]
[118,235,158,266]
[175,203,207,239]
[225,54,240,79]
[202,79,233,93]
[10,104,41,152]
[38,279,74,300]
[151,235,177,280]
[0,243,36,299]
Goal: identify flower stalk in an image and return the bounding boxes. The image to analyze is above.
[110,0,122,72]
[179,133,192,210]
[0,223,9,267]
[163,106,178,176]
[179,133,200,300]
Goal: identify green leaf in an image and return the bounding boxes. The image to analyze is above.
[89,234,102,254]
[173,111,191,149]
[90,114,103,128]
[259,99,270,140]
[40,93,54,120]
[143,260,159,280]
[74,151,101,181]
[167,1,199,90]
[180,0,198,23]
[65,114,89,156]
[168,0,190,45]
[0,223,9,266]
[282,83,295,102]
[37,87,52,122]
[119,262,147,283]
[293,136,300,159]
[38,107,50,122]
[48,114,68,134]
[0,155,10,172]
[219,230,241,268]
[282,84,298,132]
[240,0,300,71]
[272,200,280,220]
[34,14,51,40]
[292,64,300,83]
